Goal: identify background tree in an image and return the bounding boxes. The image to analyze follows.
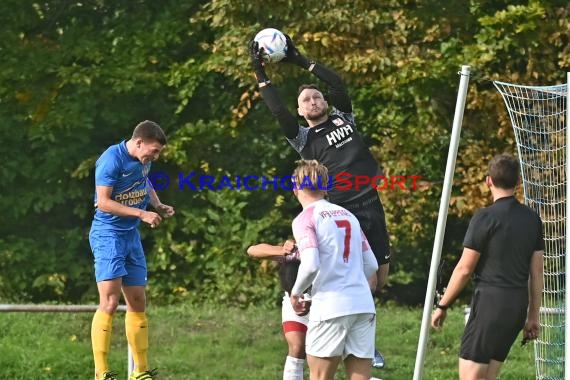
[0,0,568,306]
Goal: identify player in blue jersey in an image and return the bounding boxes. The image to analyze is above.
[89,120,174,380]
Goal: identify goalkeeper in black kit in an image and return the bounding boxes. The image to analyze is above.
[249,35,390,369]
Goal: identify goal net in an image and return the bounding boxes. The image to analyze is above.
[494,79,568,380]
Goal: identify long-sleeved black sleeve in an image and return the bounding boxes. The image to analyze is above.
[259,84,299,139]
[258,61,351,139]
[309,62,352,113]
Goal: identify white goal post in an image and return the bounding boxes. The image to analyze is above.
[493,74,569,380]
[413,72,568,380]
[413,65,471,380]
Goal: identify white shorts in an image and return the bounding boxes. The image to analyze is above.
[282,293,309,333]
[306,313,376,359]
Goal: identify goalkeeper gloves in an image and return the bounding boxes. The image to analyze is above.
[248,40,269,83]
[281,34,310,69]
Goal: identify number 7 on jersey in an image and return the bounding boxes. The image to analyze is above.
[335,219,352,263]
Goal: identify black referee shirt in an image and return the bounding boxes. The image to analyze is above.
[463,195,544,288]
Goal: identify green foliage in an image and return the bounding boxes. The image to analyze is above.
[147,188,290,307]
[0,232,94,303]
[0,0,569,305]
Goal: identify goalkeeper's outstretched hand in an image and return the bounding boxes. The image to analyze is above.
[281,34,310,69]
[248,39,264,72]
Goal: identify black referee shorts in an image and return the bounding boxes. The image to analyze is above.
[460,286,528,363]
[342,192,391,265]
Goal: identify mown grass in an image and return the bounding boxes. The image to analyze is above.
[0,302,536,379]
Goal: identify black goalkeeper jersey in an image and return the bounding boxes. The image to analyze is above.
[287,108,381,203]
[259,61,381,204]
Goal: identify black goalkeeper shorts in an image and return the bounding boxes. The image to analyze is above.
[342,192,391,266]
[460,286,528,363]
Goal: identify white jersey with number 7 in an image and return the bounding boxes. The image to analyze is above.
[292,199,377,322]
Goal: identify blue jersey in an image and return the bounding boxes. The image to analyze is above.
[91,141,151,231]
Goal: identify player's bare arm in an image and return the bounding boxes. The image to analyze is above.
[524,249,544,342]
[95,185,162,228]
[247,240,296,260]
[148,185,175,218]
[431,247,480,329]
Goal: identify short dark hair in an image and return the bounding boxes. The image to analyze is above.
[297,83,321,97]
[132,120,167,145]
[278,260,300,294]
[489,154,519,189]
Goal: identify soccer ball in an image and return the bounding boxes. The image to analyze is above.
[253,28,288,63]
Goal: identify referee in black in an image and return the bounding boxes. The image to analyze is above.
[249,34,390,368]
[431,154,544,380]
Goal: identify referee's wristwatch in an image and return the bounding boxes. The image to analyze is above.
[436,303,449,311]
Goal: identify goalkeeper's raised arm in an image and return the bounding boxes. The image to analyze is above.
[249,39,299,139]
[249,36,352,137]
[281,35,352,114]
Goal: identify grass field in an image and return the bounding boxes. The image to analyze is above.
[0,302,536,379]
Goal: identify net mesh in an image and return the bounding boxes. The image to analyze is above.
[494,80,567,380]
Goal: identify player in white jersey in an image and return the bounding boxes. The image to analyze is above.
[289,159,378,380]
